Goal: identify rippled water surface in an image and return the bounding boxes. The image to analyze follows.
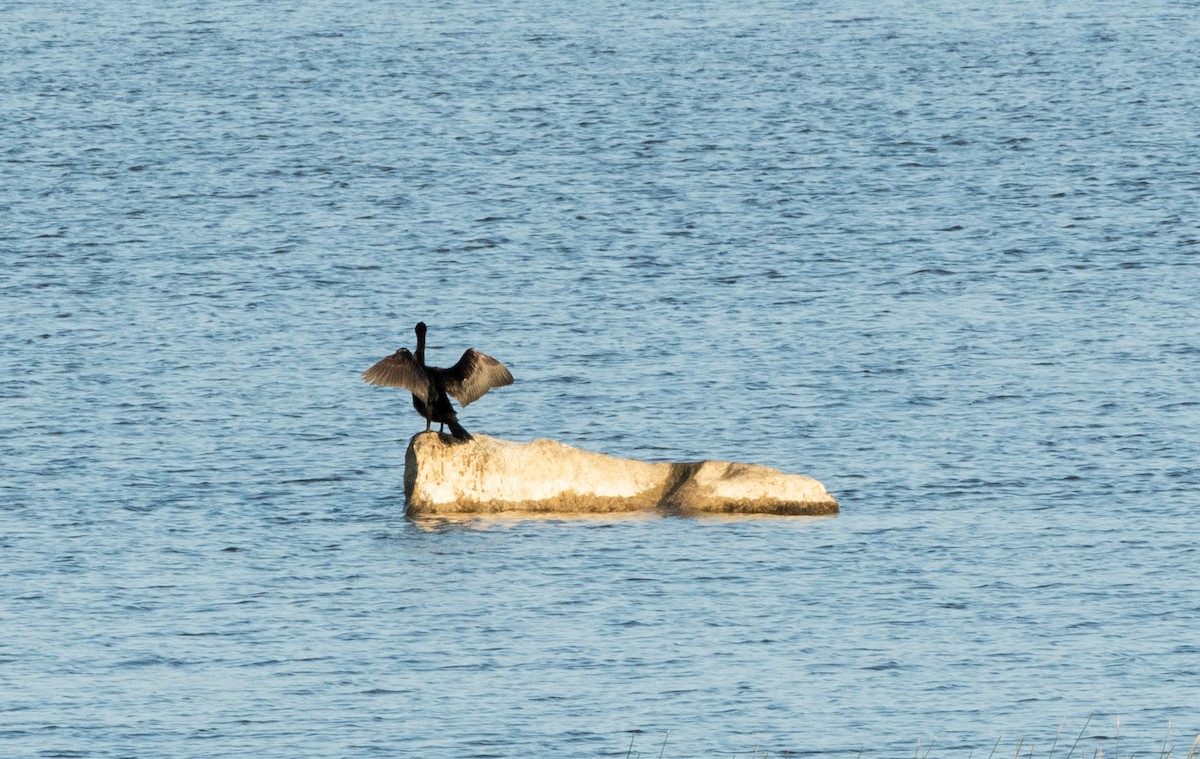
[3,0,1199,756]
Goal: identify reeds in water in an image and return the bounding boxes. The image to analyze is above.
[617,718,1200,759]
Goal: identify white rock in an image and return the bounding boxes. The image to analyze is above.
[404,432,838,517]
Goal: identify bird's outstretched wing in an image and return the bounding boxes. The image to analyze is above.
[361,348,432,403]
[437,349,514,407]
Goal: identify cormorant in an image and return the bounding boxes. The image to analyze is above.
[361,322,513,441]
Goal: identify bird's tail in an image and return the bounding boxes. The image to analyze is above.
[446,419,472,442]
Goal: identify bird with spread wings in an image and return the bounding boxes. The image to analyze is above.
[362,322,513,441]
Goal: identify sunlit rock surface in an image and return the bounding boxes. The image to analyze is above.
[404,432,838,517]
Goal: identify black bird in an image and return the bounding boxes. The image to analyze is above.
[361,322,513,441]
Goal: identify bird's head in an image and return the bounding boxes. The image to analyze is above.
[415,321,427,336]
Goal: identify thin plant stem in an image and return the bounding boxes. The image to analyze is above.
[1067,715,1096,759]
[1158,720,1172,759]
[1050,721,1066,759]
[987,736,1002,759]
[657,731,669,759]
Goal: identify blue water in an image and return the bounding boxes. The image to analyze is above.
[3,0,1199,756]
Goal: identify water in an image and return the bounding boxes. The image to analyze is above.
[2,0,1199,756]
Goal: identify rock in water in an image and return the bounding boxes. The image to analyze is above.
[404,432,838,517]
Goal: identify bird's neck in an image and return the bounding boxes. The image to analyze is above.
[415,330,426,365]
